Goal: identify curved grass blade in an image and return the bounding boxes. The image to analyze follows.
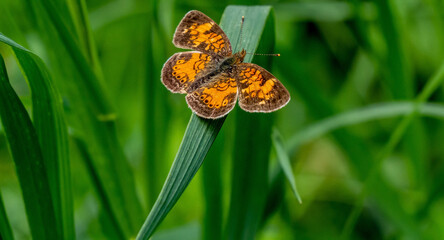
[136,115,226,239]
[271,128,302,203]
[1,33,73,240]
[0,191,13,240]
[28,1,144,236]
[136,6,274,239]
[287,101,444,152]
[342,61,444,239]
[0,54,59,239]
[31,0,112,115]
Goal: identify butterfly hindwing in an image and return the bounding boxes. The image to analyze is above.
[186,72,238,119]
[236,63,290,112]
[173,10,232,58]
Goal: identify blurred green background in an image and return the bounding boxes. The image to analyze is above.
[1,0,444,239]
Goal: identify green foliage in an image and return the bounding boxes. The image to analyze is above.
[1,0,444,240]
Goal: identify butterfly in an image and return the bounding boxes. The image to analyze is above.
[161,10,290,119]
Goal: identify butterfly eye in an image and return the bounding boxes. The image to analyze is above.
[215,104,220,108]
[173,66,179,70]
[172,71,177,76]
[177,60,185,64]
[193,92,199,97]
[204,99,209,104]
[176,74,182,79]
[200,95,205,100]
[222,99,228,106]
[180,79,186,83]
[208,104,214,108]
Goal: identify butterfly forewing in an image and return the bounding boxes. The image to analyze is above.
[173,10,232,58]
[236,63,290,112]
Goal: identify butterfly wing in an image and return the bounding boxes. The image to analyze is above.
[162,51,217,93]
[236,63,290,112]
[186,72,238,119]
[173,10,232,58]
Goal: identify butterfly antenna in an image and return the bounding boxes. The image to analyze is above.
[236,16,245,51]
[238,15,280,57]
[246,52,281,57]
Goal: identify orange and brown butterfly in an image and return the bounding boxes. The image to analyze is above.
[161,10,290,119]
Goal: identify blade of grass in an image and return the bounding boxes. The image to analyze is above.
[73,136,126,240]
[136,115,226,239]
[0,191,13,240]
[0,33,73,240]
[136,6,274,239]
[202,128,225,240]
[30,0,112,115]
[272,128,302,203]
[287,101,444,150]
[223,6,275,240]
[67,0,104,79]
[0,53,58,239]
[28,1,144,236]
[378,0,427,189]
[278,11,422,236]
[342,61,444,239]
[139,0,168,209]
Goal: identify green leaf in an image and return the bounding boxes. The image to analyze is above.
[137,115,226,239]
[342,61,444,239]
[0,53,59,239]
[73,136,126,240]
[0,191,13,240]
[136,6,275,239]
[0,33,74,240]
[28,1,145,236]
[202,130,225,240]
[223,6,275,240]
[287,101,444,151]
[271,128,302,203]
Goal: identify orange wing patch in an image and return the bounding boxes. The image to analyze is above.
[172,52,210,84]
[162,52,212,93]
[236,63,290,113]
[186,74,238,119]
[183,23,225,53]
[197,77,237,109]
[239,67,276,103]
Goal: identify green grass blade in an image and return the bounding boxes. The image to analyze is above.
[342,60,444,239]
[67,0,104,79]
[0,191,13,240]
[271,128,302,203]
[287,101,444,150]
[32,0,112,115]
[73,136,126,240]
[278,7,422,234]
[1,33,73,240]
[0,54,59,239]
[28,1,144,236]
[201,128,225,240]
[136,115,226,239]
[223,6,275,240]
[136,5,275,239]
